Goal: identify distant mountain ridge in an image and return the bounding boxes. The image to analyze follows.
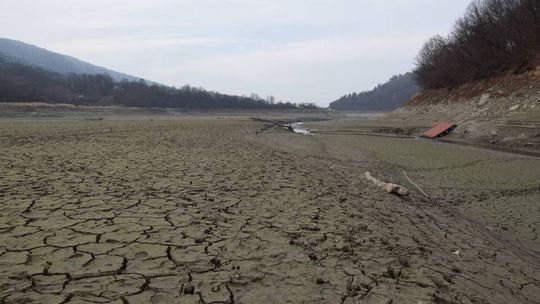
[0,39,305,110]
[329,73,420,111]
[0,38,141,82]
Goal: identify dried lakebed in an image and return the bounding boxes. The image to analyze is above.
[0,118,539,304]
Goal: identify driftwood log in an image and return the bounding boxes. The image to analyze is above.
[365,172,409,196]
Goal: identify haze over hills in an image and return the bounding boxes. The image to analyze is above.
[0,38,310,109]
[329,73,420,111]
[0,38,141,82]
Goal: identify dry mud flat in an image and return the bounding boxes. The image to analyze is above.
[0,118,539,304]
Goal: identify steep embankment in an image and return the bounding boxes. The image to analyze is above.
[391,67,540,153]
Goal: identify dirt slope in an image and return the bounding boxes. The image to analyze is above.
[390,68,540,154]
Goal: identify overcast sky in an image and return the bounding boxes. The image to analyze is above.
[1,0,471,106]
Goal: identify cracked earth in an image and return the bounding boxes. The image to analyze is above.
[0,118,539,303]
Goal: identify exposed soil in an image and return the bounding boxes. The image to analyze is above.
[1,116,539,303]
[389,71,540,155]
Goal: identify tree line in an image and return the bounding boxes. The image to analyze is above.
[415,0,540,88]
[0,56,317,109]
[329,73,420,111]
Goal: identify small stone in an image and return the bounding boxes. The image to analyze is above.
[184,284,195,294]
[398,256,409,267]
[301,224,321,232]
[443,273,453,284]
[210,257,221,268]
[434,293,453,303]
[478,94,490,106]
[386,266,400,279]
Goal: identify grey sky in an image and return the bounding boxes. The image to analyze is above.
[1,0,471,106]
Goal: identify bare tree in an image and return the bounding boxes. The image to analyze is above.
[414,0,540,89]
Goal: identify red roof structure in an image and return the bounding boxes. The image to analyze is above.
[422,122,457,139]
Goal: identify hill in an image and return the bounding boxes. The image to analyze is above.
[0,56,304,109]
[390,0,540,153]
[414,0,539,88]
[0,40,309,109]
[0,38,140,82]
[329,73,420,111]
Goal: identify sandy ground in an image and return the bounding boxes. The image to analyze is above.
[1,116,539,304]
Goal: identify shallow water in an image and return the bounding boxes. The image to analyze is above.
[291,122,310,135]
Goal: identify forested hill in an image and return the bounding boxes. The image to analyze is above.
[0,38,139,82]
[329,73,420,111]
[414,0,539,88]
[0,55,307,109]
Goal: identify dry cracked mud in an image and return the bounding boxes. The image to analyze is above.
[0,117,539,303]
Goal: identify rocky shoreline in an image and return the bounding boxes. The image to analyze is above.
[390,71,540,155]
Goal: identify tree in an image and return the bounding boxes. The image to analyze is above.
[414,0,540,89]
[0,57,303,110]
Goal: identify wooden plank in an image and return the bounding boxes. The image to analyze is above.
[422,122,456,138]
